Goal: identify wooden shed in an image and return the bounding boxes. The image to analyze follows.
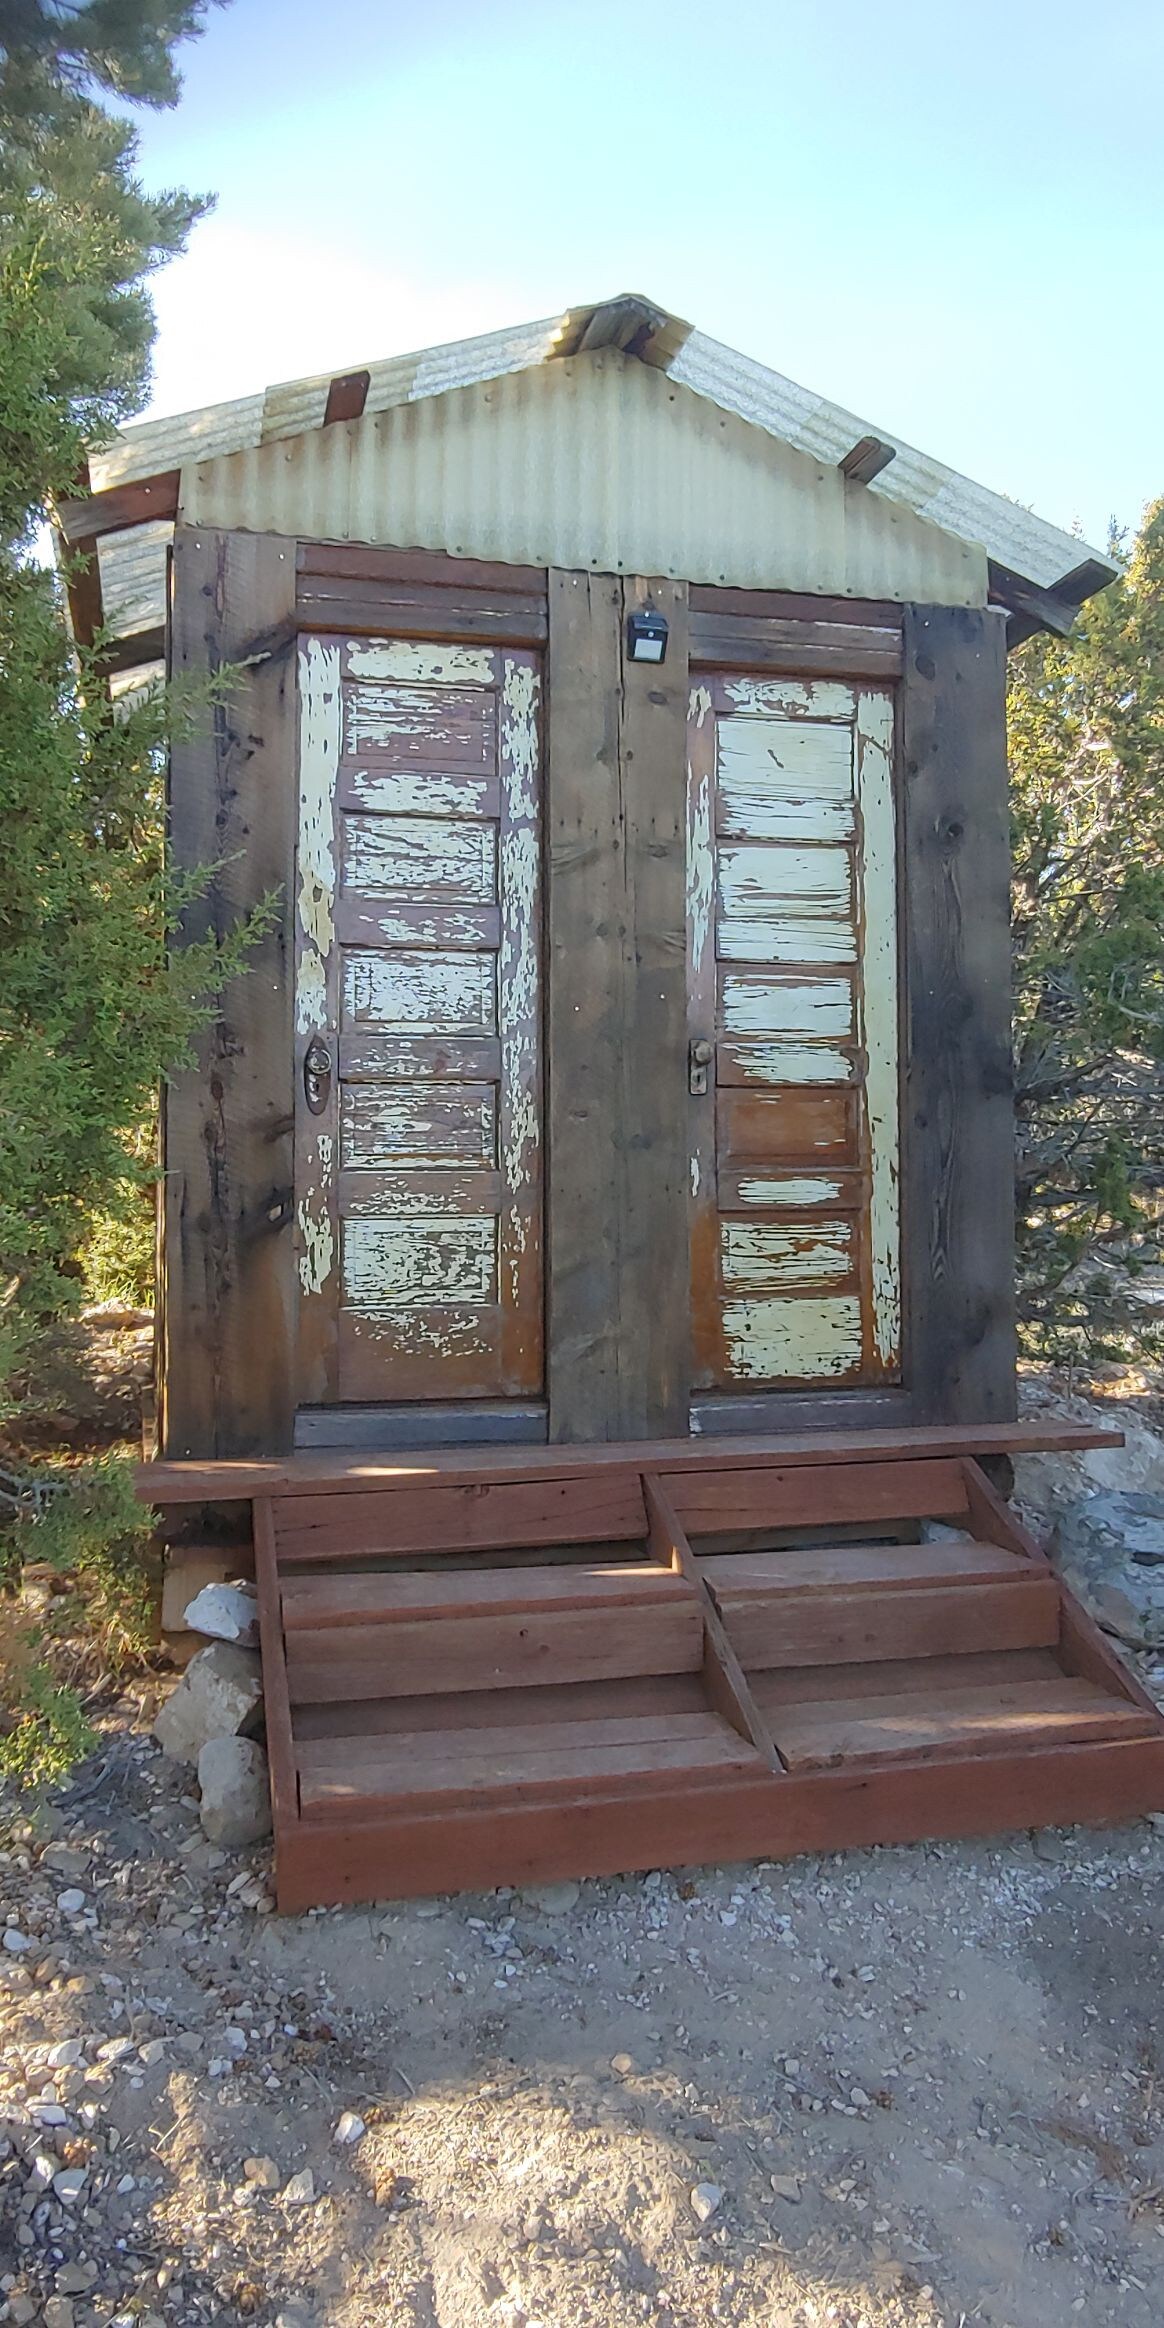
[68,294,1164,1903]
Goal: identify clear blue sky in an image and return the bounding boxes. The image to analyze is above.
[129,0,1164,553]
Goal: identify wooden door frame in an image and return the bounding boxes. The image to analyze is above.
[161,536,1015,1457]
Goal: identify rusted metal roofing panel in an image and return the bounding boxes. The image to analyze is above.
[181,353,986,605]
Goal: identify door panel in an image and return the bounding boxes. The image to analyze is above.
[688,672,900,1391]
[295,635,543,1405]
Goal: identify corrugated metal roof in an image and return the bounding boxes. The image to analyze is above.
[183,352,987,605]
[87,290,1116,645]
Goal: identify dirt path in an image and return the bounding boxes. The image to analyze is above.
[3,1707,1163,2328]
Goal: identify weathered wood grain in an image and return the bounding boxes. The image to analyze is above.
[901,605,1015,1421]
[162,527,298,1457]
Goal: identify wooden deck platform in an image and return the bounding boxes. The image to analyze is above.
[138,1424,1164,1910]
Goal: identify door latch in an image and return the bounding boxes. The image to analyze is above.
[689,1037,713,1097]
[303,1034,333,1117]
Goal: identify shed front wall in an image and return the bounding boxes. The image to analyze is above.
[160,527,1014,1458]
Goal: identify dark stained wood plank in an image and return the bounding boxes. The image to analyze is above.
[297,594,547,647]
[690,611,902,679]
[273,1736,1164,1909]
[545,571,690,1442]
[285,1593,704,1702]
[162,527,299,1458]
[688,587,903,628]
[298,1711,759,1819]
[691,1388,914,1435]
[323,370,370,425]
[55,467,181,546]
[281,1559,688,1628]
[721,1575,1059,1673]
[643,1471,781,1771]
[619,577,691,1438]
[771,1677,1155,1771]
[718,1087,857,1163]
[901,605,1015,1423]
[545,570,624,1440]
[273,1471,648,1561]
[698,1539,1032,1596]
[297,541,547,596]
[754,1647,1065,1708]
[252,1497,298,1830]
[661,1455,970,1534]
[293,1669,707,1738]
[137,1418,1124,1503]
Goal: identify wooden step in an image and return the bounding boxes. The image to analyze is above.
[274,1473,648,1564]
[698,1538,1033,1595]
[283,1561,704,1703]
[298,1708,764,1820]
[702,1544,1060,1672]
[753,1648,1065,1709]
[769,1677,1157,1771]
[281,1560,688,1629]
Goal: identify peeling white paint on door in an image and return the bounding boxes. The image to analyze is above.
[343,1215,497,1307]
[341,1083,497,1167]
[497,658,541,1288]
[722,1220,854,1293]
[734,1173,847,1208]
[346,766,495,817]
[343,948,496,1033]
[717,912,857,966]
[344,815,496,900]
[296,1131,335,1297]
[346,641,495,687]
[296,637,341,1036]
[723,1293,863,1380]
[721,973,854,1040]
[855,688,901,1369]
[719,842,852,920]
[717,718,855,841]
[343,682,495,762]
[723,676,856,723]
[723,1041,853,1085]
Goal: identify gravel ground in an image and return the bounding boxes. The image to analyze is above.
[3,1702,1164,2328]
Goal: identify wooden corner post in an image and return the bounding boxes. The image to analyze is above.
[161,527,299,1457]
[900,604,1016,1423]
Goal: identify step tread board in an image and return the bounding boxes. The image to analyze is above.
[719,1573,1062,1672]
[285,1596,705,1703]
[292,1671,709,1740]
[298,1710,765,1817]
[700,1539,1032,1599]
[753,1648,1067,1709]
[281,1561,691,1631]
[771,1678,1158,1771]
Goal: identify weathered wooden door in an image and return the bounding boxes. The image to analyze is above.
[687,672,900,1391]
[294,635,543,1408]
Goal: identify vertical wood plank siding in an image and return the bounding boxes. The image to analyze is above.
[901,604,1016,1422]
[546,573,691,1440]
[163,528,298,1456]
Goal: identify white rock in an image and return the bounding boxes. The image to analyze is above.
[197,1736,272,1848]
[152,1642,264,1765]
[690,2181,724,2223]
[56,1889,86,1916]
[2,1929,31,1954]
[281,2167,316,2206]
[770,2173,802,2202]
[183,1582,260,1649]
[51,2166,87,2203]
[333,2111,365,2146]
[610,2054,635,2076]
[46,2039,84,2068]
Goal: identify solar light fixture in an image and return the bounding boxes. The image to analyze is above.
[625,603,669,664]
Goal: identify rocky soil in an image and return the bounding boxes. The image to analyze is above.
[3,1707,1164,2328]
